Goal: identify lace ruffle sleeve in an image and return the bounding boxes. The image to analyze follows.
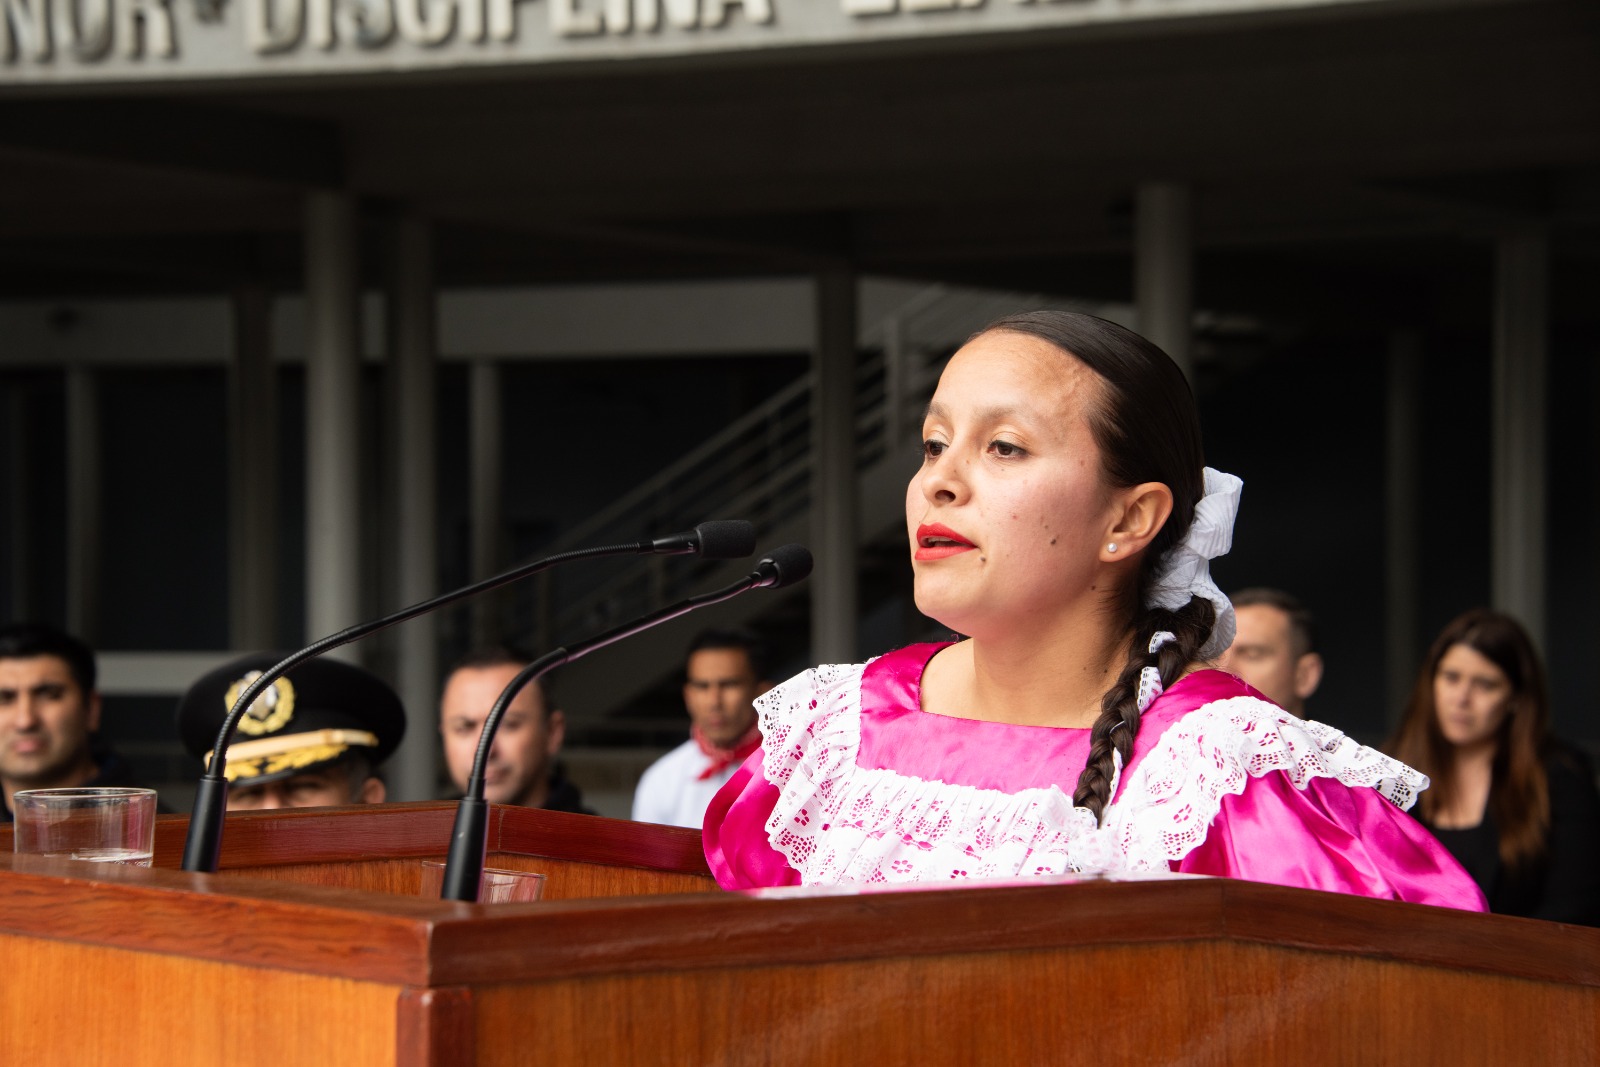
[701,665,839,890]
[1099,696,1429,868]
[1098,697,1486,909]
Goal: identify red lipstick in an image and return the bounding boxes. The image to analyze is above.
[914,523,977,561]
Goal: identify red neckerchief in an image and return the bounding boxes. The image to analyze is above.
[693,721,762,781]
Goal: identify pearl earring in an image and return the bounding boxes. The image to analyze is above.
[1107,542,1119,553]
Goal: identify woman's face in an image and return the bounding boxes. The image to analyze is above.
[905,329,1118,640]
[1433,643,1516,750]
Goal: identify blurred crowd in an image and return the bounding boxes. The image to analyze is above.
[3,593,1596,925]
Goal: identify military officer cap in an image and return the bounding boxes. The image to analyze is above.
[177,654,406,788]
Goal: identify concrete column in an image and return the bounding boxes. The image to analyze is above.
[1384,332,1423,724]
[389,213,440,802]
[1491,229,1549,652]
[882,314,906,447]
[469,358,503,646]
[8,387,34,621]
[229,284,278,651]
[304,191,363,659]
[1134,181,1194,380]
[810,270,859,663]
[65,364,100,641]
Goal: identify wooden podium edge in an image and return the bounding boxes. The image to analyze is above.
[3,804,1597,995]
[131,800,712,875]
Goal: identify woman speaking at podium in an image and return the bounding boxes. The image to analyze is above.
[703,309,1483,909]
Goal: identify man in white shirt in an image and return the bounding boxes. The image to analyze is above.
[632,629,774,828]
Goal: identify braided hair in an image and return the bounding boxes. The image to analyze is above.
[974,311,1212,826]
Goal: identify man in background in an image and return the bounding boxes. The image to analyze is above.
[633,628,773,828]
[438,647,592,813]
[1219,587,1324,719]
[176,653,406,809]
[0,623,153,820]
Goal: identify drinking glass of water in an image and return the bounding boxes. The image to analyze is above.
[12,787,157,867]
[419,859,545,903]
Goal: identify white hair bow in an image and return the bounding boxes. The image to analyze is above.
[1144,467,1243,660]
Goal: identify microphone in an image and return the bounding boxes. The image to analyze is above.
[440,543,813,900]
[647,520,757,559]
[180,519,757,873]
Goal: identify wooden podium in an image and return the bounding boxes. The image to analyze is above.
[2,801,1597,1066]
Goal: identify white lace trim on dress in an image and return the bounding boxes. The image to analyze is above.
[755,662,1430,886]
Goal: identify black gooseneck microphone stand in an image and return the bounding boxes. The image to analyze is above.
[181,520,757,874]
[439,543,813,901]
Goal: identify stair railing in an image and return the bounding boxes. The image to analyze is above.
[507,283,1097,651]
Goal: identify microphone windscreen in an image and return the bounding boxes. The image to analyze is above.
[760,544,814,588]
[695,520,758,560]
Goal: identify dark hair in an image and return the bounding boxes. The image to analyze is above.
[1230,587,1317,656]
[0,622,97,694]
[445,645,550,712]
[975,311,1210,825]
[334,750,379,790]
[1385,608,1550,873]
[687,628,772,681]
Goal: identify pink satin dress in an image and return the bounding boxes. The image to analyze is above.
[703,642,1486,911]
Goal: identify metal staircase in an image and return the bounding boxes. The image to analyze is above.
[508,282,1115,727]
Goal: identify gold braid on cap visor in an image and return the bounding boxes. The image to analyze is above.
[205,728,381,783]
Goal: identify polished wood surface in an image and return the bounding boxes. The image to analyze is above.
[395,987,475,1067]
[3,801,1598,1065]
[471,941,1600,1065]
[0,933,399,1067]
[130,800,712,880]
[221,852,712,899]
[66,800,717,898]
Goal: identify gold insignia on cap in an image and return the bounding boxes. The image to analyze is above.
[225,743,344,783]
[224,670,296,736]
[206,728,380,783]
